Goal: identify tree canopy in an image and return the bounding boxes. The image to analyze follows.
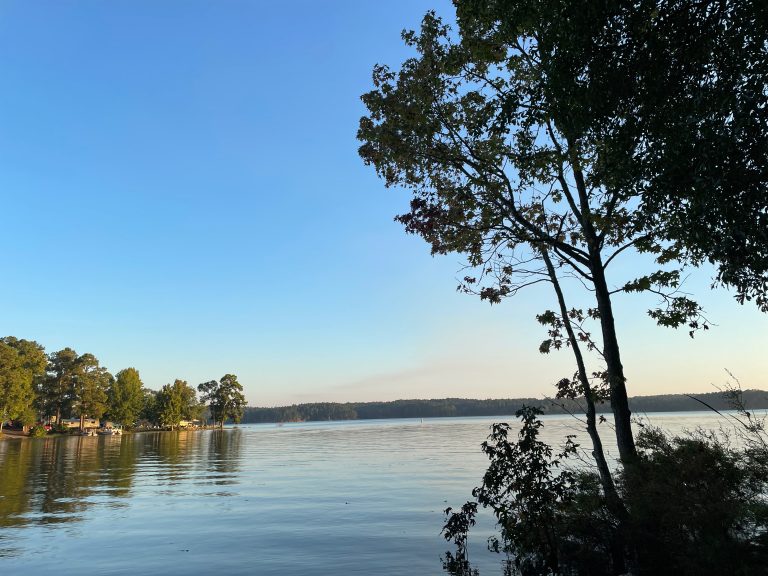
[71,353,112,428]
[360,2,767,572]
[156,379,202,429]
[109,368,145,427]
[454,0,768,309]
[42,347,79,424]
[0,338,45,431]
[0,334,248,432]
[198,374,246,427]
[358,0,767,465]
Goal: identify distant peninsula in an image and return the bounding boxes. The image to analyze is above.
[241,389,768,424]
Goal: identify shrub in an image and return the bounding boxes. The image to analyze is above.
[443,411,768,576]
[28,425,48,438]
[622,427,768,576]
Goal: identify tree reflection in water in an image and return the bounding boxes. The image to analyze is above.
[0,428,244,538]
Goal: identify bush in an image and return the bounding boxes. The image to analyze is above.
[622,427,768,576]
[28,425,48,438]
[443,410,768,576]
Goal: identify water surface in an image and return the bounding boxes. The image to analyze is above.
[0,412,749,574]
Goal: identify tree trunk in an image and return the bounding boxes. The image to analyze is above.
[590,260,637,463]
[542,250,629,575]
[569,159,637,464]
[542,252,620,496]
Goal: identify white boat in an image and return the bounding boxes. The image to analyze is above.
[98,426,123,436]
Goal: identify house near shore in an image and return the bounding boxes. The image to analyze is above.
[61,418,100,429]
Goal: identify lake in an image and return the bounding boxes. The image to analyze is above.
[0,412,750,575]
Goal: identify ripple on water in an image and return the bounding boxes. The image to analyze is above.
[0,412,752,575]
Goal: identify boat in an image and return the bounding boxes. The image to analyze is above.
[98,426,123,436]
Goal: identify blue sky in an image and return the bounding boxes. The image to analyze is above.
[1,1,765,406]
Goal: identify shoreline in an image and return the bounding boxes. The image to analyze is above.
[1,424,227,440]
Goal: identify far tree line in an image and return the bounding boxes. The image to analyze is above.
[242,391,768,424]
[0,336,246,432]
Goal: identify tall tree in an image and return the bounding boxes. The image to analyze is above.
[359,0,768,466]
[108,368,145,427]
[43,348,79,424]
[359,9,695,465]
[156,379,202,429]
[0,337,47,427]
[198,374,246,427]
[359,4,768,570]
[0,342,37,432]
[71,353,112,430]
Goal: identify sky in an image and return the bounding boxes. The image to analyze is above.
[0,1,765,406]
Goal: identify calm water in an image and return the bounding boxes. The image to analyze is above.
[0,412,749,575]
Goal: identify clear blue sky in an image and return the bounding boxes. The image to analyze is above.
[1,1,765,406]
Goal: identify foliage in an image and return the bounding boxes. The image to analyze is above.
[42,347,79,423]
[443,407,604,576]
[536,0,768,310]
[28,425,48,438]
[70,353,112,426]
[0,338,46,432]
[197,374,247,427]
[0,333,248,430]
[52,422,70,434]
[156,379,202,429]
[623,428,768,576]
[108,368,145,427]
[443,410,768,576]
[447,0,768,310]
[2,337,47,389]
[139,388,160,425]
[357,1,725,465]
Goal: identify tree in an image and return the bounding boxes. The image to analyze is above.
[359,3,766,572]
[520,0,768,310]
[42,347,79,424]
[198,374,246,427]
[156,379,202,429]
[140,387,160,426]
[0,337,47,430]
[359,0,766,464]
[2,337,47,395]
[0,341,38,432]
[443,408,768,576]
[108,368,145,427]
[358,10,625,467]
[71,353,112,430]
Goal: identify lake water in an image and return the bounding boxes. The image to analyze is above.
[0,411,753,575]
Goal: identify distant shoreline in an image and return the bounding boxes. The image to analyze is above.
[242,389,768,424]
[4,390,765,438]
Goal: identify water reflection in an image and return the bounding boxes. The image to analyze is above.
[1,414,744,575]
[0,429,244,533]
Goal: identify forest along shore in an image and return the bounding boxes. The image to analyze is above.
[242,390,768,423]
